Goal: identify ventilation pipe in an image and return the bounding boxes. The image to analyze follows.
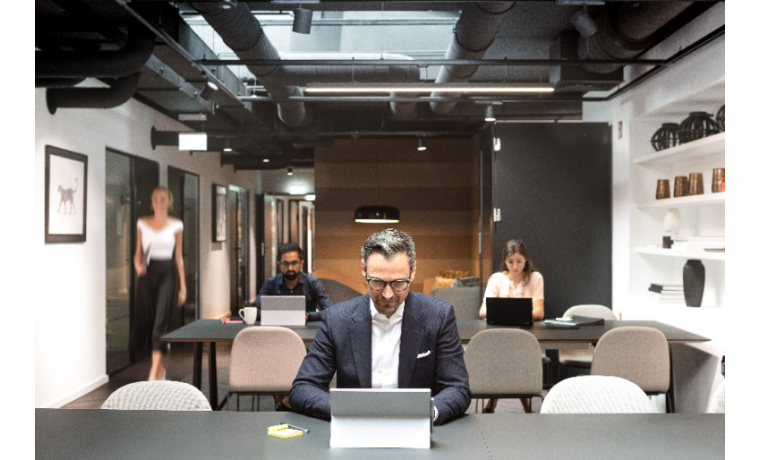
[191,1,309,127]
[192,3,421,126]
[35,26,154,79]
[577,2,692,74]
[46,73,141,114]
[431,2,515,116]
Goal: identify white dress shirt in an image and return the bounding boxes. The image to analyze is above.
[370,300,404,389]
[368,299,439,421]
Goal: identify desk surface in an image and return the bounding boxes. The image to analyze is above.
[163,319,709,346]
[36,409,724,460]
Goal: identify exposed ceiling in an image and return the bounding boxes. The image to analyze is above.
[36,0,725,171]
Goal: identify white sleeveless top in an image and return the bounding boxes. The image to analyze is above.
[137,218,183,261]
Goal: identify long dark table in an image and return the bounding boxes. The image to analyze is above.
[162,319,709,410]
[36,408,725,460]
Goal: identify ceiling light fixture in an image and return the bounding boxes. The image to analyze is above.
[354,205,401,224]
[305,83,554,94]
[199,82,219,100]
[570,8,598,38]
[485,105,496,122]
[292,8,313,34]
[355,150,400,224]
[216,0,238,10]
[417,138,427,151]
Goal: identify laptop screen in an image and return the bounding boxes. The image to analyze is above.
[260,295,306,326]
[486,297,533,326]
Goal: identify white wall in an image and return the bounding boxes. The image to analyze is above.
[34,83,259,408]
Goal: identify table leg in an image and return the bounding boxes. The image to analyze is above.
[209,342,218,410]
[192,343,202,390]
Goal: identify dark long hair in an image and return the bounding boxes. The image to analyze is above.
[500,239,536,275]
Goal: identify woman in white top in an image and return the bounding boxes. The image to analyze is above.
[478,239,544,413]
[479,239,544,320]
[131,187,186,381]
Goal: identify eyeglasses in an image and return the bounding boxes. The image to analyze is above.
[278,261,301,268]
[366,277,411,293]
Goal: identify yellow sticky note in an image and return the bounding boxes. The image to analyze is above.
[268,428,303,439]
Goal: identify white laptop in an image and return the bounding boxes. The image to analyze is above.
[259,295,306,326]
[330,388,433,448]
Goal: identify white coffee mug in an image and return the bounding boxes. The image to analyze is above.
[239,306,258,325]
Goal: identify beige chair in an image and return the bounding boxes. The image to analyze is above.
[557,304,617,380]
[226,326,307,411]
[591,326,673,412]
[432,286,482,320]
[464,328,544,412]
[101,381,211,411]
[540,375,655,414]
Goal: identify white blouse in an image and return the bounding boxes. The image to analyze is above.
[137,218,183,261]
[483,271,544,300]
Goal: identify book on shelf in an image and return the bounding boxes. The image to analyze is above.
[648,283,683,293]
[671,236,725,251]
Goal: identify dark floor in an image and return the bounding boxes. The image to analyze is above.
[62,342,545,414]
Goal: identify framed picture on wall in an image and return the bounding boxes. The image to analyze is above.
[45,145,88,243]
[212,184,227,242]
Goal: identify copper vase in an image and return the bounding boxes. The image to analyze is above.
[656,179,670,200]
[674,176,689,197]
[712,168,725,193]
[688,172,704,196]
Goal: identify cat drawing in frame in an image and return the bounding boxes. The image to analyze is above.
[57,178,78,214]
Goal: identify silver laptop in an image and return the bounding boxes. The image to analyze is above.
[330,388,433,448]
[259,295,306,326]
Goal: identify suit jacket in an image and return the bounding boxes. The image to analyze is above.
[290,292,471,425]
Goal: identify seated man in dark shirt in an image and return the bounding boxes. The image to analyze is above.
[251,242,333,322]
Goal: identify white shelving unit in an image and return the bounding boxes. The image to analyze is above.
[620,75,725,347]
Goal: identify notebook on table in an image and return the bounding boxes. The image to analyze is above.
[330,388,433,448]
[486,297,534,327]
[260,295,306,326]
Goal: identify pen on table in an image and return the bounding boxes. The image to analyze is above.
[285,424,309,433]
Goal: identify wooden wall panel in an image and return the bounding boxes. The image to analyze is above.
[314,137,480,294]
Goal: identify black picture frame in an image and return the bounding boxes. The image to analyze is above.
[45,145,88,243]
[212,184,227,242]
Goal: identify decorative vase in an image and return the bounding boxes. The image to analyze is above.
[716,105,725,132]
[650,123,681,151]
[679,112,720,143]
[683,259,705,307]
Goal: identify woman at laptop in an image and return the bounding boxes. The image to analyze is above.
[478,239,544,413]
[478,239,544,321]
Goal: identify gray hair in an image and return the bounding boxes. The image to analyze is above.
[361,228,416,271]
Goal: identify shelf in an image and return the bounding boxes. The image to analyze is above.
[635,246,725,261]
[635,131,725,166]
[639,192,725,209]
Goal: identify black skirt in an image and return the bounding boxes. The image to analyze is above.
[130,260,174,357]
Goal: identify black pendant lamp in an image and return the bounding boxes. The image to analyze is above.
[354,205,400,223]
[354,149,401,223]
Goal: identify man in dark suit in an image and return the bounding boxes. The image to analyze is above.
[290,229,471,425]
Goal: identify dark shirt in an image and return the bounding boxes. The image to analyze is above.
[251,272,333,322]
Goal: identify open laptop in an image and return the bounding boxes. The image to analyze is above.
[330,388,433,448]
[486,297,534,327]
[259,295,306,326]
